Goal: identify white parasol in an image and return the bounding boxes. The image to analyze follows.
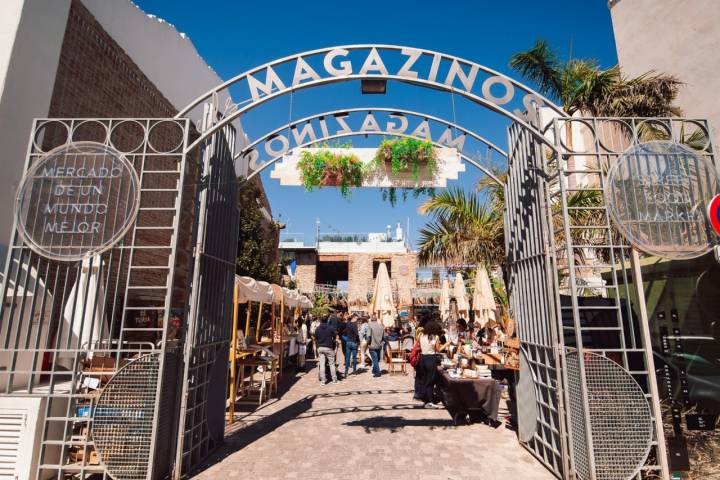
[472,265,496,328]
[370,262,396,327]
[439,278,451,322]
[61,255,108,360]
[453,272,470,318]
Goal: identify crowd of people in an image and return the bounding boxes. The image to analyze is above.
[295,311,508,411]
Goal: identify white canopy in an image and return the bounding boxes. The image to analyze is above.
[453,272,470,316]
[439,279,451,322]
[370,262,396,327]
[282,287,301,308]
[235,275,275,304]
[299,296,313,309]
[472,266,496,328]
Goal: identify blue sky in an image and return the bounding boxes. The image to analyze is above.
[134,0,619,247]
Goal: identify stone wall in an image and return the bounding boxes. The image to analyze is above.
[347,252,417,310]
[294,250,317,294]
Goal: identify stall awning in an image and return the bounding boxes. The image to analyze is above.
[235,275,275,304]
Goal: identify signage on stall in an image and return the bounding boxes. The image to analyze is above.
[708,194,720,236]
[605,141,718,259]
[15,142,140,262]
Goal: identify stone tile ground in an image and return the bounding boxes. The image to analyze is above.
[191,357,554,480]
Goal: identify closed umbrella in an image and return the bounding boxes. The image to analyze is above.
[61,255,108,361]
[453,272,470,318]
[473,265,496,328]
[439,278,451,323]
[370,262,396,327]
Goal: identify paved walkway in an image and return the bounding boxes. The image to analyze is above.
[191,359,554,480]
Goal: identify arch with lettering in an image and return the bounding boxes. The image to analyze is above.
[237,108,507,184]
[176,45,567,158]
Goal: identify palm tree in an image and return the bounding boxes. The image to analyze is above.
[416,187,504,267]
[509,40,682,118]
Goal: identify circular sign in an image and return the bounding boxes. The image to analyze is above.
[708,194,720,236]
[15,142,140,262]
[605,141,718,259]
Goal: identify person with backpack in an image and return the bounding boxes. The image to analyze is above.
[367,316,385,377]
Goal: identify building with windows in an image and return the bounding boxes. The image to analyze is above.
[280,225,417,310]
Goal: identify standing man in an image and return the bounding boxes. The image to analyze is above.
[315,316,338,385]
[367,316,385,378]
[344,315,360,375]
[297,316,308,371]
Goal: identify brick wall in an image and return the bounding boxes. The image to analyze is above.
[347,252,417,309]
[294,251,317,294]
[48,0,176,119]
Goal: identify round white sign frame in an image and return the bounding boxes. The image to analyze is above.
[15,141,140,262]
[605,140,718,260]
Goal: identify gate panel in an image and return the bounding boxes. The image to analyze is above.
[174,105,239,477]
[0,118,193,479]
[505,122,567,478]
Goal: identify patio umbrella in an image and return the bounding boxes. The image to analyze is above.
[61,255,108,360]
[439,278,451,323]
[370,262,396,327]
[453,272,470,318]
[473,265,496,328]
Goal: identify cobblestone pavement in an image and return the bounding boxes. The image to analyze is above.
[191,358,554,480]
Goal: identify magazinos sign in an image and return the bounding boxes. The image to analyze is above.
[15,142,140,262]
[605,141,718,259]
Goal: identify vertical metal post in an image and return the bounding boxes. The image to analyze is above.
[256,302,263,343]
[228,281,239,424]
[629,247,670,479]
[555,118,597,480]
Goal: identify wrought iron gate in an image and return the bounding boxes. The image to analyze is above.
[507,116,715,480]
[0,114,238,479]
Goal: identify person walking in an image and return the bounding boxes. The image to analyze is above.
[343,315,360,375]
[359,318,370,368]
[310,315,321,359]
[297,316,308,371]
[414,320,445,408]
[315,316,338,385]
[367,316,385,378]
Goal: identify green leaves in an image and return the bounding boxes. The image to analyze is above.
[510,39,681,118]
[417,187,504,268]
[374,137,438,181]
[295,138,439,201]
[297,146,364,198]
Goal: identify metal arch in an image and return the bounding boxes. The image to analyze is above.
[245,130,504,186]
[183,74,562,157]
[176,45,569,155]
[236,107,508,158]
[176,44,567,119]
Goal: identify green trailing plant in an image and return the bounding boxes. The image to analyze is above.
[297,144,364,198]
[374,137,438,181]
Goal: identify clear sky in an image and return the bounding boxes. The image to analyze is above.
[133,0,619,247]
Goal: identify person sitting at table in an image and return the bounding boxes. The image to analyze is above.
[413,321,447,409]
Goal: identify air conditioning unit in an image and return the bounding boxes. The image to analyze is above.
[0,397,45,480]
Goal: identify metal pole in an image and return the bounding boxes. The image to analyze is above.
[228,282,239,424]
[256,302,263,343]
[245,302,252,338]
[629,247,670,479]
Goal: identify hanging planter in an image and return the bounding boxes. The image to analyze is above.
[373,138,438,181]
[297,147,364,198]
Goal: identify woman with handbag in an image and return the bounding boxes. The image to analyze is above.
[413,321,445,408]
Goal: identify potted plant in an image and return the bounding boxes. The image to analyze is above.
[373,137,438,181]
[297,146,364,198]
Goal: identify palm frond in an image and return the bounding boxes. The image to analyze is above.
[510,40,563,100]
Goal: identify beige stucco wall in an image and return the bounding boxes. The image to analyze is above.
[610,0,720,147]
